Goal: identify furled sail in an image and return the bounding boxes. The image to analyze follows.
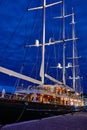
[0,66,42,85]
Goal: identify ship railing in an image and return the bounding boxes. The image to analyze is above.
[0,90,79,101]
[15,86,82,101]
[15,88,69,97]
[0,93,16,100]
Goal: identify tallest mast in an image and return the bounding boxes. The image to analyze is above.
[41,0,46,84]
[41,0,62,84]
[28,0,62,85]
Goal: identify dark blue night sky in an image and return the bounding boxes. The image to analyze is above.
[0,0,87,94]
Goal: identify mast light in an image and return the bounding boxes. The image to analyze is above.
[35,40,39,46]
[57,63,62,68]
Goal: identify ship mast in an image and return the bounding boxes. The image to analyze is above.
[27,0,62,85]
[72,8,76,90]
[45,1,78,86]
[41,0,46,84]
[40,0,62,84]
[62,0,66,85]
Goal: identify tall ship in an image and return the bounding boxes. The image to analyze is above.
[0,0,84,125]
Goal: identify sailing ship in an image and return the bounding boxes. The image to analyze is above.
[0,0,84,125]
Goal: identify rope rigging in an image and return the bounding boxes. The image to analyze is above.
[0,0,33,66]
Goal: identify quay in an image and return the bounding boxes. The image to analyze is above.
[1,112,87,130]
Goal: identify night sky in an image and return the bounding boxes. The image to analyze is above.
[0,0,87,94]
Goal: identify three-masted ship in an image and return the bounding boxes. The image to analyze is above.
[0,0,84,125]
